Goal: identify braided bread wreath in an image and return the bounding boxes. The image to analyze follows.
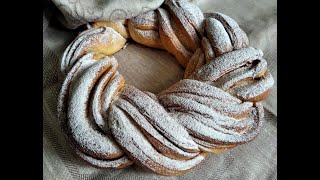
[57,0,274,176]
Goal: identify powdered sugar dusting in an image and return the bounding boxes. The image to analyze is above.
[58,53,96,135]
[158,8,192,67]
[120,85,199,152]
[212,58,268,90]
[85,27,124,48]
[133,28,161,39]
[91,57,117,133]
[159,79,242,103]
[176,0,205,35]
[156,77,264,145]
[116,98,199,159]
[170,14,195,52]
[169,103,262,144]
[165,0,200,51]
[100,72,125,133]
[159,92,253,118]
[209,12,249,49]
[192,47,263,81]
[235,71,274,100]
[192,137,235,149]
[143,91,159,102]
[59,27,125,78]
[205,18,232,56]
[159,93,253,130]
[130,10,159,30]
[109,104,206,174]
[68,57,124,158]
[60,28,104,77]
[57,1,274,173]
[75,148,133,168]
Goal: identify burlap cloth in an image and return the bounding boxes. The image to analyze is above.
[43,0,277,179]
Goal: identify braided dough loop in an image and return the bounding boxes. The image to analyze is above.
[57,0,274,176]
[58,53,133,168]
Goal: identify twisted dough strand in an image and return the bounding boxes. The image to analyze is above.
[58,0,274,176]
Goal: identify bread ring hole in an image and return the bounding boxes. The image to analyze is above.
[71,23,186,94]
[113,44,185,94]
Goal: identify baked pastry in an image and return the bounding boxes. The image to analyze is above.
[59,27,126,77]
[58,53,133,168]
[128,10,164,49]
[91,20,130,39]
[57,0,274,176]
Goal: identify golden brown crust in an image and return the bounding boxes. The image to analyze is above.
[244,89,272,102]
[58,1,275,175]
[82,27,127,57]
[165,1,201,52]
[92,21,130,39]
[142,129,199,160]
[75,148,134,169]
[128,20,164,49]
[192,137,237,150]
[115,96,199,161]
[109,102,208,176]
[194,51,206,71]
[158,8,192,68]
[170,18,195,53]
[133,150,208,176]
[184,48,204,78]
[184,49,201,78]
[129,10,159,30]
[201,37,215,63]
[198,145,230,154]
[225,75,273,102]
